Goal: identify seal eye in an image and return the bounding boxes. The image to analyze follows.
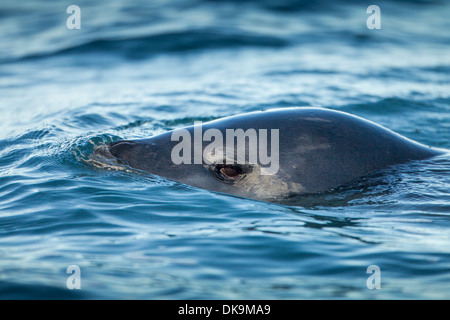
[212,164,246,183]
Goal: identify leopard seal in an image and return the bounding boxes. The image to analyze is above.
[95,107,443,201]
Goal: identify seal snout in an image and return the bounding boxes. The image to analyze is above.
[108,140,138,163]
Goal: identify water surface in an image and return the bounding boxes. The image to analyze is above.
[0,0,449,299]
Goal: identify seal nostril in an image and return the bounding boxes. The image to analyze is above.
[109,140,137,148]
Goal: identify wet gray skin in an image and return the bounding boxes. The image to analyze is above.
[99,107,443,201]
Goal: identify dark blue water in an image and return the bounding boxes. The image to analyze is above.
[1,0,449,299]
